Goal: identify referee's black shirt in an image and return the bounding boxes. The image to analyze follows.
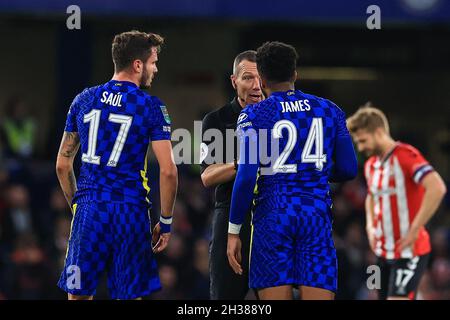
[200,98,241,208]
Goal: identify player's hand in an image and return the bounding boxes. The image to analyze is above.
[227,233,243,275]
[396,227,419,253]
[152,222,171,253]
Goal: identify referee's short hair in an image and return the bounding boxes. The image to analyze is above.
[256,41,298,83]
[232,50,257,75]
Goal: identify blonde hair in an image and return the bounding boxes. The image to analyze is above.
[347,102,390,135]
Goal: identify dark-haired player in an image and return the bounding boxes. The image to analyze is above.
[56,30,178,300]
[227,41,357,299]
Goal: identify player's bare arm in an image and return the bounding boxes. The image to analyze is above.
[151,140,178,253]
[201,163,236,188]
[365,193,376,251]
[56,131,80,208]
[397,171,447,251]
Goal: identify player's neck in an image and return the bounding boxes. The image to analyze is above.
[112,72,139,87]
[265,82,295,97]
[378,137,397,160]
[237,97,247,108]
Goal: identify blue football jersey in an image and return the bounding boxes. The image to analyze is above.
[64,80,171,207]
[236,89,350,213]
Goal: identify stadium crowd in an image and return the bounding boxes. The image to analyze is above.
[0,96,448,299]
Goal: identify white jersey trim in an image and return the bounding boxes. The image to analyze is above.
[393,157,413,258]
[381,158,395,259]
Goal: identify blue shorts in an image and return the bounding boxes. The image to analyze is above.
[250,200,337,292]
[57,202,161,299]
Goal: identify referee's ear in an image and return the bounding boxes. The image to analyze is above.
[230,74,237,90]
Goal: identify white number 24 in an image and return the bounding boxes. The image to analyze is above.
[81,109,133,167]
[272,118,326,173]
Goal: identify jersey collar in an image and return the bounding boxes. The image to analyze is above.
[230,97,243,115]
[270,89,296,97]
[109,80,138,89]
[378,141,400,165]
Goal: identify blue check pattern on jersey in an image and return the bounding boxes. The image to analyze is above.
[237,90,348,292]
[237,90,348,215]
[58,202,161,299]
[64,80,171,207]
[250,199,337,291]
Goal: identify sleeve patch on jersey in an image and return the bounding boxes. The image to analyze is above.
[237,121,252,131]
[413,164,433,184]
[163,126,171,133]
[160,105,171,124]
[237,113,248,123]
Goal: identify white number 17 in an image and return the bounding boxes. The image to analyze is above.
[82,109,133,167]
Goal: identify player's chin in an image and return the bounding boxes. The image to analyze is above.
[364,150,374,157]
[140,82,151,90]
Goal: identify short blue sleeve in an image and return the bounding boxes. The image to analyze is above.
[330,103,357,182]
[336,105,350,138]
[64,94,81,132]
[149,97,171,141]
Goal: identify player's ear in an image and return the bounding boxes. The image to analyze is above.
[289,70,298,83]
[230,74,237,89]
[374,127,384,140]
[133,60,142,74]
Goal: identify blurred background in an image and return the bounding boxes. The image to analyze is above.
[0,0,449,299]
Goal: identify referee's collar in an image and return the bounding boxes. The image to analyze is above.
[230,97,243,114]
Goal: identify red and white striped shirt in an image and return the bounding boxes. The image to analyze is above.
[364,142,433,259]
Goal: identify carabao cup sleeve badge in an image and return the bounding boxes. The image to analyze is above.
[160,105,171,124]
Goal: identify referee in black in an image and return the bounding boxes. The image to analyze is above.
[200,50,263,300]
